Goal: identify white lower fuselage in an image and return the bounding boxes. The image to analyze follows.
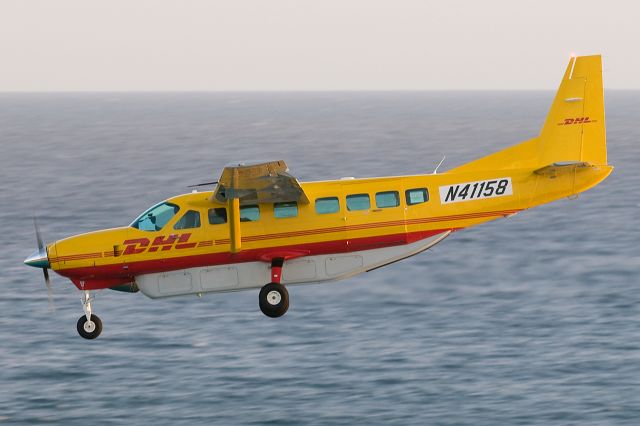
[136,231,451,299]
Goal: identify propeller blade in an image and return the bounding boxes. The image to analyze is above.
[34,216,44,251]
[43,268,54,311]
[33,216,54,310]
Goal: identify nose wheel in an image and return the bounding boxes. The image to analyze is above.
[77,314,102,339]
[77,290,102,339]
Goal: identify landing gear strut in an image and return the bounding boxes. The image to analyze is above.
[77,290,102,339]
[259,258,289,318]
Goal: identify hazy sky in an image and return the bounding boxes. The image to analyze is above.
[1,0,637,91]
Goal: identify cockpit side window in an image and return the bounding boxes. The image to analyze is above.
[174,210,201,230]
[131,202,180,231]
[208,208,227,224]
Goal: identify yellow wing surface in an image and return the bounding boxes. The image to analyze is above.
[213,160,310,205]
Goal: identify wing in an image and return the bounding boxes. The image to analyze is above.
[212,160,310,205]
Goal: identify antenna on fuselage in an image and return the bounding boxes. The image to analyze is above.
[432,155,446,174]
[187,181,218,189]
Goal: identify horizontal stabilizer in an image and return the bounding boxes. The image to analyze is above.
[533,161,591,177]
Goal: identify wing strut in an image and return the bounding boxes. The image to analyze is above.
[226,168,242,253]
[228,197,241,253]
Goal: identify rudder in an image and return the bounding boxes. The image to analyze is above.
[538,55,607,166]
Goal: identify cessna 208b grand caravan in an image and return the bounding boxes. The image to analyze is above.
[25,55,612,339]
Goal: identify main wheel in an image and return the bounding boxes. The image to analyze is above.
[77,314,103,339]
[259,283,289,318]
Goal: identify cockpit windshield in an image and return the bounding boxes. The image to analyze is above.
[130,202,180,231]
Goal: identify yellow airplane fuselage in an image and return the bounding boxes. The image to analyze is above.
[49,162,611,291]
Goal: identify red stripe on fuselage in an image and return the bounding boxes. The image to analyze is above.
[56,228,454,290]
[54,208,522,290]
[214,209,519,245]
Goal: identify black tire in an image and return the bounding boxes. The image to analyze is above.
[259,283,289,318]
[77,315,103,339]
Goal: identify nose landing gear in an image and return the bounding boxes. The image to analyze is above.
[77,290,102,339]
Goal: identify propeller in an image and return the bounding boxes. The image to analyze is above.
[31,217,54,310]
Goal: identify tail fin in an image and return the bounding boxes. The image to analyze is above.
[538,55,607,166]
[449,55,607,173]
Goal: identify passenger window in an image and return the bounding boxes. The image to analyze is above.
[406,188,429,205]
[346,194,370,211]
[274,202,298,219]
[174,210,201,230]
[131,202,180,231]
[315,197,340,214]
[376,191,400,208]
[240,205,260,222]
[208,208,227,225]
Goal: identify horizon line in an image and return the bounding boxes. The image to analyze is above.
[0,88,637,94]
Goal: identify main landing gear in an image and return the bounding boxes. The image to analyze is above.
[259,283,289,317]
[77,290,102,339]
[259,258,290,318]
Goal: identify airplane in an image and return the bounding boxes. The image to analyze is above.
[25,55,612,339]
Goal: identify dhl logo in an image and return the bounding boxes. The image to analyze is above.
[122,233,196,255]
[557,116,596,126]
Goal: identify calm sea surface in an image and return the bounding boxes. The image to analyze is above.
[0,92,638,425]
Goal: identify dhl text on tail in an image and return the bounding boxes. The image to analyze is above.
[24,55,613,339]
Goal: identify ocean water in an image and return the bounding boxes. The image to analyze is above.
[0,92,638,425]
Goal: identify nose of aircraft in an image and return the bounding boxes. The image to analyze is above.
[24,247,50,269]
